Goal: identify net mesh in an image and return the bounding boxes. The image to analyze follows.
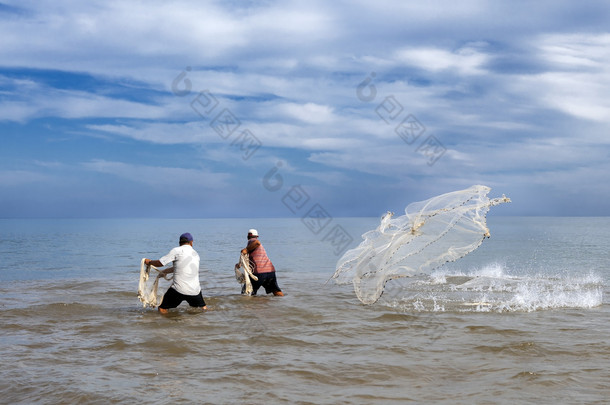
[235,253,258,296]
[332,185,511,304]
[138,258,174,308]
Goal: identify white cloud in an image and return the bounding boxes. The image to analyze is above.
[279,102,336,124]
[87,122,209,145]
[2,0,610,216]
[536,72,610,122]
[81,159,232,190]
[509,33,610,123]
[0,77,180,122]
[0,0,339,79]
[0,170,51,186]
[539,33,610,70]
[0,101,34,122]
[394,45,489,74]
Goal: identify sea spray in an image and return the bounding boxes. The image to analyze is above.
[381,263,603,312]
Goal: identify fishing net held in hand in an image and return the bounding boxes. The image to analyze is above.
[138,258,174,308]
[235,252,258,296]
[332,185,511,304]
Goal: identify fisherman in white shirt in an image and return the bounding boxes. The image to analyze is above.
[144,232,206,314]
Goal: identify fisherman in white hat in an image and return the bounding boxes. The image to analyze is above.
[235,228,283,296]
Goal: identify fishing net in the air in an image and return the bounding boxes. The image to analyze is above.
[332,185,510,304]
[235,252,258,295]
[138,258,174,308]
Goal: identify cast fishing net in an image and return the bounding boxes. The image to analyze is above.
[332,185,510,304]
[235,252,258,295]
[138,258,174,308]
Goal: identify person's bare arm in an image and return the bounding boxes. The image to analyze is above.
[241,239,260,255]
[144,259,163,267]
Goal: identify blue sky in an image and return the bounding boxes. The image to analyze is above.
[1,0,609,218]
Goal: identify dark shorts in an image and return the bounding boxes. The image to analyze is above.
[159,287,206,309]
[245,272,282,295]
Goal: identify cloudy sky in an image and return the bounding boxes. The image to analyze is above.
[1,0,609,218]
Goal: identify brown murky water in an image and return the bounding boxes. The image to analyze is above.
[0,217,608,404]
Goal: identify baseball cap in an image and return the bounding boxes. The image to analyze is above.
[248,229,259,236]
[179,232,193,242]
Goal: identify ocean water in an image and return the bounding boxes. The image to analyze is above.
[0,216,608,404]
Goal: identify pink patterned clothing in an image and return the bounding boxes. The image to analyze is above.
[248,238,275,274]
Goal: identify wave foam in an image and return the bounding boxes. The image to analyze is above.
[382,263,604,312]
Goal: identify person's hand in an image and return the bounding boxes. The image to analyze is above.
[241,248,247,255]
[144,258,150,265]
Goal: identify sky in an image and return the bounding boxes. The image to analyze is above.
[1,0,609,219]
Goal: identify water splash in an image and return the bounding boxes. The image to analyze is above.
[379,263,603,312]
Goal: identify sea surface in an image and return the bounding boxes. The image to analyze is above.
[0,216,608,404]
